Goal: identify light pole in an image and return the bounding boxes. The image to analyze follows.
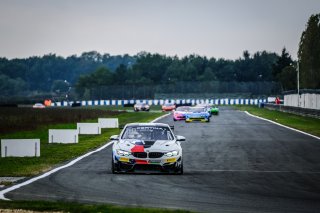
[297,61,300,107]
[297,61,300,95]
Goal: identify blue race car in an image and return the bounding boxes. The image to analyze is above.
[185,107,210,122]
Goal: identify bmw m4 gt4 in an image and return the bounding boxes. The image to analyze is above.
[110,123,185,174]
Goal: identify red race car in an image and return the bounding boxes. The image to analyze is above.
[162,103,176,111]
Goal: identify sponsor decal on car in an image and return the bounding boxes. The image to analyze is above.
[119,157,130,162]
[166,158,177,163]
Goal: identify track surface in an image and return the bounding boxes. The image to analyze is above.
[5,108,320,212]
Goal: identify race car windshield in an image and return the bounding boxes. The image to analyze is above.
[121,126,174,141]
[165,103,174,106]
[176,107,190,112]
[190,107,206,113]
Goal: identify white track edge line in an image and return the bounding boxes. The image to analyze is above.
[244,111,320,140]
[150,113,170,123]
[0,142,113,200]
[0,113,170,200]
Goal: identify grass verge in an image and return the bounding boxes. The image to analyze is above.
[234,105,320,137]
[0,200,191,213]
[83,105,163,111]
[0,111,165,177]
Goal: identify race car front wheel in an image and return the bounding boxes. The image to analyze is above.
[111,156,118,174]
[176,162,183,175]
[111,158,115,174]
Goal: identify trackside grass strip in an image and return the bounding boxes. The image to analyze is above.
[234,106,320,137]
[0,108,165,177]
[0,200,192,213]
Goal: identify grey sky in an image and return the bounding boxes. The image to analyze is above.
[0,0,319,59]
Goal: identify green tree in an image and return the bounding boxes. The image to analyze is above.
[114,64,128,84]
[276,66,297,91]
[272,47,293,81]
[51,80,70,93]
[0,74,26,96]
[298,14,320,89]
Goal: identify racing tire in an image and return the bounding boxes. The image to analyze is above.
[175,162,183,175]
[111,156,118,174]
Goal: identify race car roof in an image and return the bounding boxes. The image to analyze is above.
[124,123,170,127]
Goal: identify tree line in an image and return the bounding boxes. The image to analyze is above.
[75,50,281,98]
[0,52,135,96]
[0,13,319,101]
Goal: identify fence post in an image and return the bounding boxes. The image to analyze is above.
[35,142,37,157]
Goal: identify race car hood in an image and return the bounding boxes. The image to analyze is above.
[175,110,191,115]
[187,112,209,118]
[115,139,179,152]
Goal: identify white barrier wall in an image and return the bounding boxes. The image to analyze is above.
[98,118,119,128]
[77,123,101,135]
[1,139,40,157]
[284,93,320,110]
[49,129,78,144]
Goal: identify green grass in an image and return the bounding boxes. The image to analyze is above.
[234,105,320,137]
[0,107,122,134]
[0,111,165,177]
[0,200,191,213]
[83,105,163,111]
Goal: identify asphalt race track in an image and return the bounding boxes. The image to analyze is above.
[4,107,320,212]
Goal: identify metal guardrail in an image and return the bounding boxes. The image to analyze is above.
[264,103,320,119]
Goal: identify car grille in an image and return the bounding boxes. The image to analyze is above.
[132,152,164,158]
[149,152,164,158]
[132,152,147,158]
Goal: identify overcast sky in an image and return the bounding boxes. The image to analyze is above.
[0,0,319,60]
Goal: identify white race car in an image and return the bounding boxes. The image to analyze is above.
[110,123,185,174]
[133,103,150,111]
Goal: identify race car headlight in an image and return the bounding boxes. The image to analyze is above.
[116,149,131,156]
[165,150,179,157]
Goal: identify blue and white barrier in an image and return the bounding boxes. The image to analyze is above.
[52,98,268,107]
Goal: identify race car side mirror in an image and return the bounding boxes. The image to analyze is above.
[110,135,119,140]
[176,135,186,141]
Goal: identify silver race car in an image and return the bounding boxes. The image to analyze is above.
[110,123,185,174]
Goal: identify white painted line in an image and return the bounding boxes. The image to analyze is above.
[0,142,113,201]
[244,111,320,140]
[150,113,170,123]
[0,113,169,200]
